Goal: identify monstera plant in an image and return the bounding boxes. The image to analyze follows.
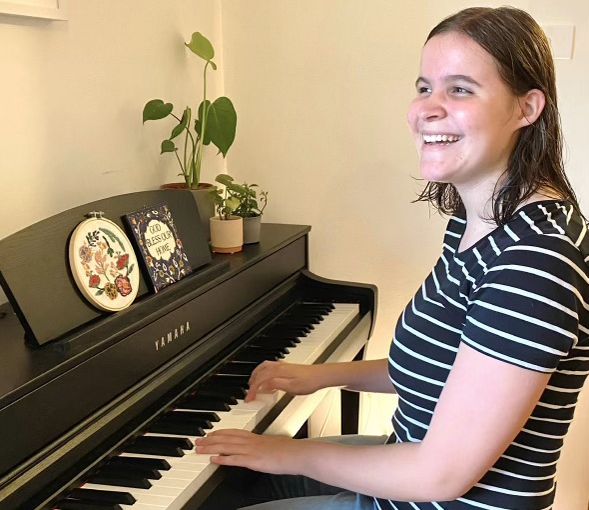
[142,32,237,189]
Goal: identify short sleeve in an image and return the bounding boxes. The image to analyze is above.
[461,236,584,373]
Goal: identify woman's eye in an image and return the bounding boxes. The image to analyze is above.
[417,86,431,95]
[451,86,471,95]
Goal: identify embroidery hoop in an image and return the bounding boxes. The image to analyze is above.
[68,212,140,312]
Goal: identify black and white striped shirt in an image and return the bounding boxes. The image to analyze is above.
[379,200,589,510]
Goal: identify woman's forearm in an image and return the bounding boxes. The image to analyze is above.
[293,440,456,502]
[318,359,395,393]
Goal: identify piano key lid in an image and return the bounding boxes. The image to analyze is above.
[68,211,140,312]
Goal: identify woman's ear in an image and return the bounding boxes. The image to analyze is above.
[517,89,546,127]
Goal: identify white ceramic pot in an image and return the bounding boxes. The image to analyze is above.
[210,216,243,254]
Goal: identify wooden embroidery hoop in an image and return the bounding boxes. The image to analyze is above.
[68,212,140,312]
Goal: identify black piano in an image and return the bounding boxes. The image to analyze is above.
[0,190,376,510]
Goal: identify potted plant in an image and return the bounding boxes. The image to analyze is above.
[209,175,243,254]
[212,174,268,244]
[232,181,268,244]
[142,31,237,238]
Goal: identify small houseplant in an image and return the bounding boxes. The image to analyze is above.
[232,182,268,244]
[209,174,243,253]
[142,31,237,236]
[212,174,268,244]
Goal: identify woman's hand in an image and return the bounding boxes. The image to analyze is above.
[246,361,324,402]
[194,429,304,474]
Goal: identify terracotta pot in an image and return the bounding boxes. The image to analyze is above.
[242,215,262,244]
[210,216,243,254]
[160,182,215,240]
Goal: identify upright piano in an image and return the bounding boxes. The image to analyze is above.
[0,190,376,510]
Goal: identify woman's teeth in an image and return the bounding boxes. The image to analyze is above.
[423,134,460,144]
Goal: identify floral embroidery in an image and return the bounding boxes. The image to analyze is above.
[78,227,135,300]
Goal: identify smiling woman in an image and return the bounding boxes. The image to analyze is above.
[194,7,589,510]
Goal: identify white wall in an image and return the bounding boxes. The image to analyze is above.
[1,1,588,508]
[220,1,589,508]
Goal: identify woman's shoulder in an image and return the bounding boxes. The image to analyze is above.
[504,200,588,266]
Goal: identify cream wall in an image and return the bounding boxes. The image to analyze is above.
[0,0,224,241]
[220,1,589,509]
[1,1,588,508]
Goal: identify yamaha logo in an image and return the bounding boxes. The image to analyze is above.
[155,321,191,351]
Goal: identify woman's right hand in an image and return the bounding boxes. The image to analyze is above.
[245,361,325,402]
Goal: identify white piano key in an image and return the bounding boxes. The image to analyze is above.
[121,505,168,510]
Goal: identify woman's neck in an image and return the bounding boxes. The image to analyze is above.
[457,185,561,253]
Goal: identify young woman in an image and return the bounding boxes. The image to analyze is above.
[195,7,589,509]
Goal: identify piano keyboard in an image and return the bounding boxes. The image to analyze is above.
[53,302,362,510]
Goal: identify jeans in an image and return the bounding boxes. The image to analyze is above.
[238,435,386,510]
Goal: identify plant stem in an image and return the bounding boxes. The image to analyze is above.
[174,151,187,182]
[193,60,211,188]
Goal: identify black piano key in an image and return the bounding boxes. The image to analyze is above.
[302,301,335,308]
[298,304,334,313]
[99,463,162,480]
[157,410,215,427]
[107,456,171,471]
[122,436,190,457]
[199,379,248,397]
[232,350,274,362]
[243,346,289,357]
[147,420,206,436]
[282,313,323,324]
[55,500,123,510]
[85,472,151,489]
[248,337,300,348]
[214,363,257,376]
[195,388,240,403]
[135,435,193,449]
[68,488,136,505]
[207,373,251,386]
[275,322,314,332]
[176,396,231,411]
[162,411,221,422]
[264,326,310,337]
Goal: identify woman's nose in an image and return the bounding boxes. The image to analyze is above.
[419,94,447,121]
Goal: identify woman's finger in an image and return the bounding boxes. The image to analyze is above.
[248,360,280,388]
[211,454,252,468]
[204,428,254,439]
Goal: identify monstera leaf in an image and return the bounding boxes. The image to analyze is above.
[142,99,173,123]
[195,97,237,157]
[170,107,190,140]
[160,140,176,154]
[185,32,217,70]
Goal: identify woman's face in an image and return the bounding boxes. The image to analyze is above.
[407,32,524,190]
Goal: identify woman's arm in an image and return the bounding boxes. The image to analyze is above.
[245,358,395,402]
[197,343,550,501]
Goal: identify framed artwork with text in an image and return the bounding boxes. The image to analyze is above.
[123,203,192,292]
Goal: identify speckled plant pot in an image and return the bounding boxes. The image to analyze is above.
[242,215,262,244]
[210,216,243,254]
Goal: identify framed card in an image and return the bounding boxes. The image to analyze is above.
[123,203,192,292]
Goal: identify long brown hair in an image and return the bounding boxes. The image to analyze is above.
[415,7,579,224]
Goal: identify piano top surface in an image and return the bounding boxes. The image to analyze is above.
[0,223,310,410]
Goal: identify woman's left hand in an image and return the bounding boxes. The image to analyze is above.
[194,429,304,474]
